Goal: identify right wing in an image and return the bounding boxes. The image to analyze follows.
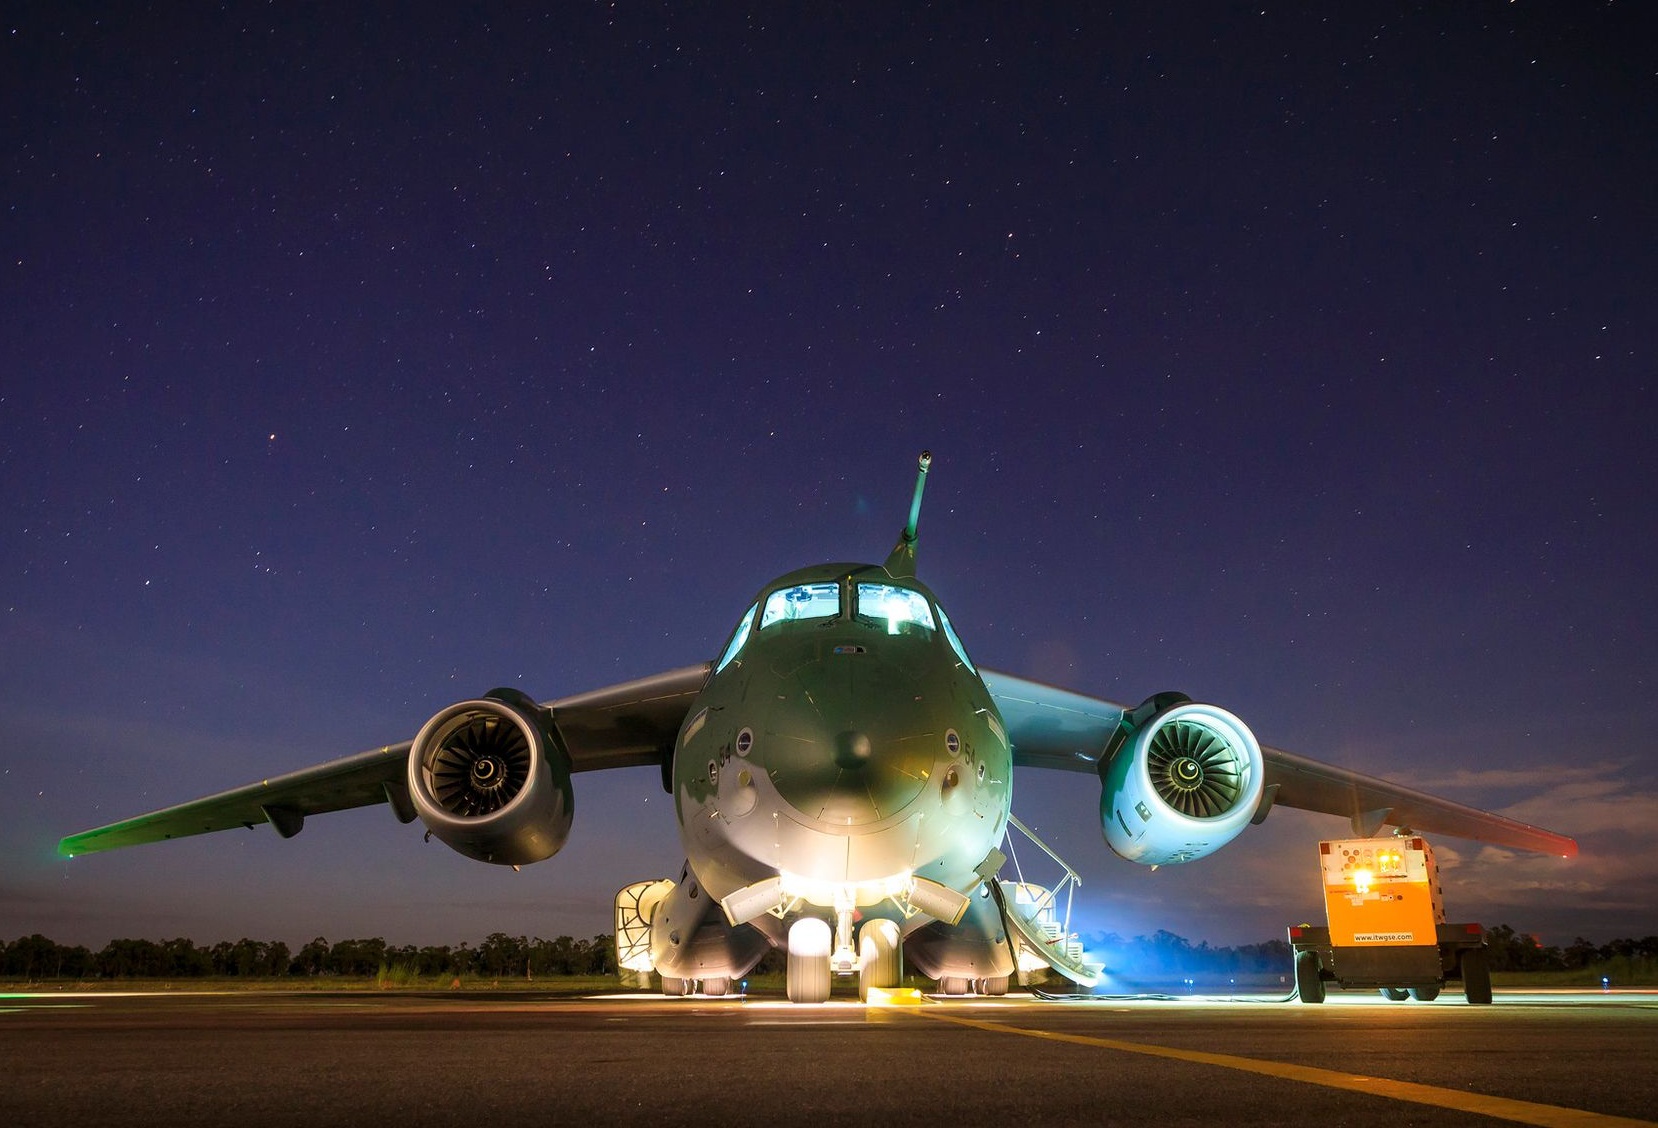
[1248,741,1578,857]
[982,668,1577,857]
[545,663,712,771]
[58,663,711,857]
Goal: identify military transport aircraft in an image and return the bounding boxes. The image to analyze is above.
[62,453,1575,1002]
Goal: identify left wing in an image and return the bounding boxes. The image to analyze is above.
[982,668,1578,857]
[59,741,414,856]
[58,663,711,857]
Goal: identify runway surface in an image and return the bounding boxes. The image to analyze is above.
[3,987,1654,1126]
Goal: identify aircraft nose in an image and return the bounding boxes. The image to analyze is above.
[752,646,948,822]
[769,729,932,825]
[835,730,873,769]
[763,661,938,826]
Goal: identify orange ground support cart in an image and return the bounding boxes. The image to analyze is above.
[1287,834,1492,1004]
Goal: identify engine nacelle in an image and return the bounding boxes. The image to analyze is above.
[407,689,574,866]
[1099,698,1263,866]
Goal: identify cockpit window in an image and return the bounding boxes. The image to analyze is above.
[936,604,977,672]
[715,603,758,672]
[759,582,841,628]
[855,583,936,636]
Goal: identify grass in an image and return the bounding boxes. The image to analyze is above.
[1492,956,1658,989]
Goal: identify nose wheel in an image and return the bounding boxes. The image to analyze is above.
[858,919,902,1002]
[787,918,831,1004]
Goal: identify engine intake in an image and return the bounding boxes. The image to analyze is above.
[408,689,574,866]
[1099,697,1263,866]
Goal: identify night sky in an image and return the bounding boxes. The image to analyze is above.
[4,4,1653,954]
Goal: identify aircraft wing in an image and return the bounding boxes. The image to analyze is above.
[544,663,711,771]
[58,741,415,856]
[982,668,1578,857]
[58,663,711,857]
[981,669,1127,772]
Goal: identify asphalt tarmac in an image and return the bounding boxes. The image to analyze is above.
[3,987,1654,1127]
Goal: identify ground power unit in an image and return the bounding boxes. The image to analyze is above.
[1288,834,1492,1004]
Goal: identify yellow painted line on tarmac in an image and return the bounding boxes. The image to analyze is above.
[914,1010,1657,1128]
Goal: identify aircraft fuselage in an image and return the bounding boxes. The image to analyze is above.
[672,562,1011,937]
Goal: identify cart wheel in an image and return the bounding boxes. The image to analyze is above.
[1379,987,1409,1001]
[1461,948,1493,1005]
[1410,984,1440,1001]
[1295,950,1325,1004]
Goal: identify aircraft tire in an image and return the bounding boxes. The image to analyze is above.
[787,956,829,1004]
[1294,950,1325,1004]
[857,919,902,1003]
[660,976,691,997]
[1410,984,1441,1002]
[787,918,832,1004]
[939,975,972,996]
[1461,948,1493,1005]
[702,976,731,997]
[978,976,1009,996]
[1380,987,1410,1001]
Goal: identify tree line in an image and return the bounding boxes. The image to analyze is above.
[1480,924,1658,973]
[4,925,1653,981]
[0,932,617,981]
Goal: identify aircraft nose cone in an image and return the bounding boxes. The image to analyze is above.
[772,725,929,826]
[765,659,935,826]
[835,730,873,770]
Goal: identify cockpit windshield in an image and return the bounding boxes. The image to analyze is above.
[759,582,841,628]
[715,602,757,671]
[855,582,935,636]
[936,604,976,672]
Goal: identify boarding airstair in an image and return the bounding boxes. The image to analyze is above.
[990,814,1102,987]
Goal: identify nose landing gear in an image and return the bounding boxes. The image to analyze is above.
[787,917,832,1003]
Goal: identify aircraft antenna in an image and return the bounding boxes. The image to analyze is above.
[904,450,932,544]
[884,450,932,578]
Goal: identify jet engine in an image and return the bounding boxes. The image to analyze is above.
[1098,696,1263,866]
[407,688,574,866]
